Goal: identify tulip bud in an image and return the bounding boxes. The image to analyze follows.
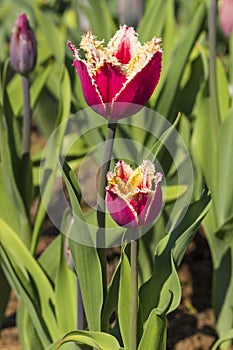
[9,13,37,75]
[219,0,233,37]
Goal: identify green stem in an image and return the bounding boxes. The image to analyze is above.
[96,121,117,330]
[21,75,31,215]
[209,0,221,131]
[130,238,138,350]
[229,33,233,107]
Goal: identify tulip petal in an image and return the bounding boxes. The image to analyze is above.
[106,190,138,228]
[94,62,126,104]
[108,25,140,64]
[143,185,162,227]
[73,59,106,116]
[111,50,162,119]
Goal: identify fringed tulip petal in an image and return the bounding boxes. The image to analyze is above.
[73,59,106,116]
[106,190,138,227]
[108,25,140,64]
[112,50,162,119]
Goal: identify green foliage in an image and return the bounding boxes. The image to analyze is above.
[1,0,231,349]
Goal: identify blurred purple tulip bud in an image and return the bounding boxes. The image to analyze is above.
[219,0,233,37]
[9,13,37,75]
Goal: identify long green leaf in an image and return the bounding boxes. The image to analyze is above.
[77,0,116,40]
[31,66,71,254]
[0,109,30,245]
[214,110,233,229]
[17,301,44,350]
[155,2,206,120]
[140,190,211,321]
[138,309,166,350]
[102,258,121,331]
[61,160,103,331]
[118,249,131,350]
[0,219,59,346]
[55,234,77,333]
[138,0,166,41]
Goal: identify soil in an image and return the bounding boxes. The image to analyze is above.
[0,229,228,350]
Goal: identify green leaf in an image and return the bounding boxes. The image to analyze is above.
[154,2,206,120]
[17,301,44,350]
[31,66,71,254]
[68,224,103,331]
[138,0,166,41]
[192,83,217,209]
[140,249,181,322]
[7,60,54,117]
[0,219,58,346]
[77,0,116,40]
[59,158,103,331]
[163,185,188,203]
[211,328,233,350]
[214,110,233,229]
[55,234,77,333]
[48,330,121,350]
[140,190,211,321]
[138,309,166,350]
[102,259,121,331]
[212,241,233,341]
[34,7,65,64]
[0,109,30,246]
[118,248,131,350]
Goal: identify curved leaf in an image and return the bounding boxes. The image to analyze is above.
[48,330,121,350]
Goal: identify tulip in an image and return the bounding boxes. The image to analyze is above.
[219,0,233,37]
[106,160,162,228]
[9,13,37,76]
[68,25,162,120]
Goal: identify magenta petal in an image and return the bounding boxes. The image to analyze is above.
[73,59,106,116]
[111,50,162,119]
[106,190,138,228]
[94,62,126,104]
[142,185,162,227]
[114,26,132,64]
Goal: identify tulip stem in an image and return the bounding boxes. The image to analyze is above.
[130,238,138,350]
[96,121,117,328]
[208,0,221,132]
[21,75,31,215]
[229,33,233,106]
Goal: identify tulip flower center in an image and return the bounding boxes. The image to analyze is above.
[107,160,161,199]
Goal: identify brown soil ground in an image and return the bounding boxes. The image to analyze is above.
[1,230,230,350]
